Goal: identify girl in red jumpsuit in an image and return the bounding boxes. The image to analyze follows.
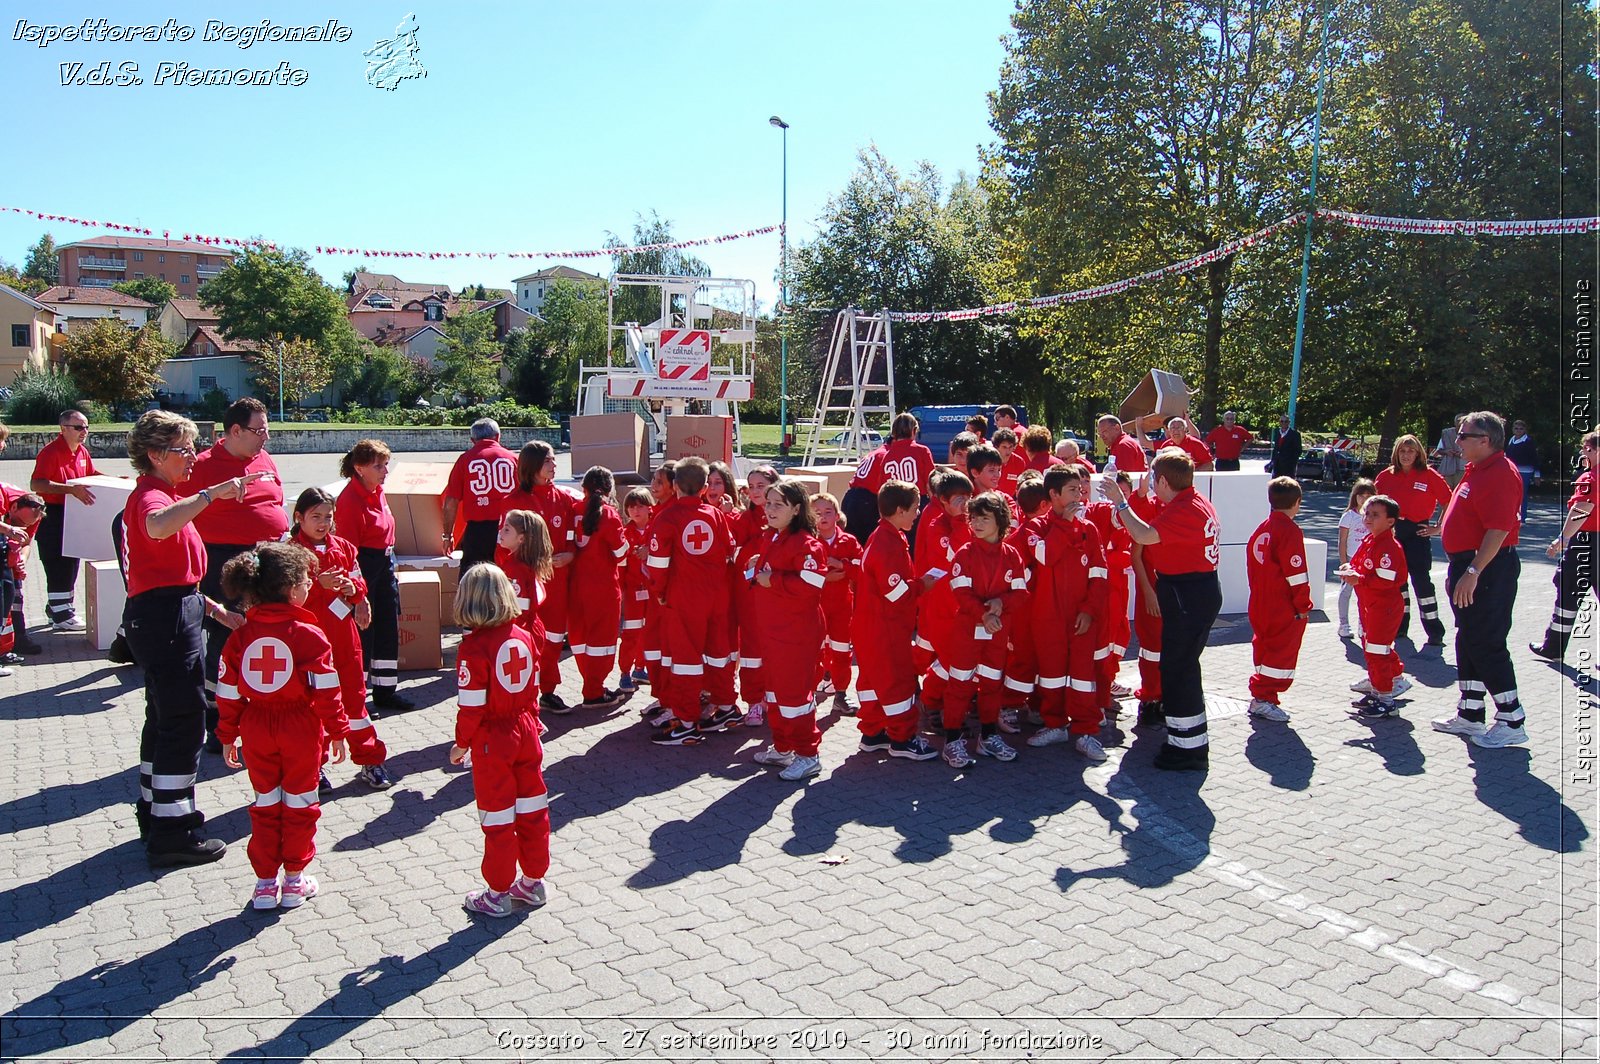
[495,510,552,653]
[747,479,829,781]
[731,465,779,725]
[811,492,862,715]
[291,488,391,789]
[505,441,581,714]
[1341,495,1410,716]
[450,565,550,918]
[568,466,628,709]
[618,488,654,694]
[941,492,1029,768]
[216,541,349,910]
[707,462,739,514]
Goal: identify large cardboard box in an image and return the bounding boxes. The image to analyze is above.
[396,552,461,625]
[784,474,827,500]
[84,560,125,651]
[396,570,442,671]
[62,475,137,562]
[1118,369,1191,428]
[385,462,455,557]
[665,415,735,465]
[571,413,649,481]
[786,464,856,500]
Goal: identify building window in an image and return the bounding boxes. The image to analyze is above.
[11,324,27,347]
[159,273,166,281]
[425,303,443,322]
[199,376,217,391]
[158,255,165,263]
[133,251,144,261]
[134,272,145,279]
[181,275,191,286]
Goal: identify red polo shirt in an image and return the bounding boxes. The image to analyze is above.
[178,440,287,545]
[31,436,98,505]
[1106,433,1147,472]
[444,438,520,522]
[1147,487,1219,576]
[1374,466,1452,524]
[334,476,396,551]
[1160,435,1213,469]
[1570,471,1600,533]
[1206,425,1254,461]
[1441,451,1521,553]
[124,475,206,596]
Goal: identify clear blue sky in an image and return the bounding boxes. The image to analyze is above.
[0,0,1015,310]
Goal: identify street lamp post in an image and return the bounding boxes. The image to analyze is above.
[770,115,789,455]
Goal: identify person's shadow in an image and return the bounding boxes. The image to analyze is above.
[1244,719,1316,789]
[0,766,139,834]
[1467,745,1589,852]
[629,763,789,887]
[1343,715,1425,776]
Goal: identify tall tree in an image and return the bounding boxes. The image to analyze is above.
[199,247,347,345]
[436,309,502,404]
[252,337,333,409]
[22,234,58,285]
[112,277,177,314]
[62,319,171,408]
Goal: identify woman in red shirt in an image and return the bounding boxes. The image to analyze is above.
[1373,435,1452,646]
[335,439,412,711]
[1531,428,1599,660]
[123,411,263,866]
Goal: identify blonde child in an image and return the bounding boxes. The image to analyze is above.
[495,509,554,662]
[451,565,551,918]
[1337,479,1376,640]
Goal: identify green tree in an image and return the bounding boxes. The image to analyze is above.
[607,212,712,333]
[199,246,347,345]
[22,234,58,285]
[62,319,171,408]
[436,309,502,404]
[112,276,177,313]
[252,336,333,409]
[342,263,371,293]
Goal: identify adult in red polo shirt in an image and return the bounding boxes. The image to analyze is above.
[841,412,935,548]
[442,418,519,574]
[1531,428,1599,661]
[1101,451,1220,772]
[1373,435,1452,646]
[1096,415,1148,474]
[1141,417,1213,472]
[1428,411,1524,748]
[123,410,263,867]
[1205,411,1254,472]
[336,438,412,711]
[176,398,286,743]
[29,408,99,634]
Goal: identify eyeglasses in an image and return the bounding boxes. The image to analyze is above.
[1456,432,1488,441]
[244,425,269,437]
[64,424,88,432]
[162,446,198,459]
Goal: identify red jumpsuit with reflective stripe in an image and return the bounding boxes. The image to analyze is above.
[648,495,736,722]
[506,483,582,696]
[1246,510,1314,703]
[294,530,385,766]
[942,538,1029,728]
[730,506,769,705]
[1030,512,1108,733]
[216,603,348,880]
[853,522,921,742]
[569,504,627,700]
[749,529,828,756]
[1084,501,1133,711]
[815,530,862,693]
[1352,528,1408,694]
[1002,513,1052,703]
[914,509,971,705]
[455,622,548,893]
[1128,492,1165,702]
[618,524,650,675]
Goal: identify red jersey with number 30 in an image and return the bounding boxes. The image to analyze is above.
[849,439,936,494]
[445,439,520,522]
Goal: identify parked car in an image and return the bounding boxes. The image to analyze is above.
[824,429,884,449]
[1297,445,1362,483]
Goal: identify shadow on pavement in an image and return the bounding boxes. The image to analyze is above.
[9,664,141,718]
[629,764,786,887]
[1467,744,1589,853]
[1342,714,1425,776]
[0,766,139,835]
[1244,718,1316,789]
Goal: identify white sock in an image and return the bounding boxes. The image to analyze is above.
[257,877,277,889]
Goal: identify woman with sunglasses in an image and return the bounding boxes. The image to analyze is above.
[123,410,266,866]
[28,409,99,637]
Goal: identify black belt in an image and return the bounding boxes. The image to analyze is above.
[128,584,198,603]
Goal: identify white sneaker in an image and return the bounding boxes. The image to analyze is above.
[1432,715,1488,737]
[1470,722,1528,748]
[1109,682,1134,699]
[0,665,12,678]
[752,744,795,767]
[1074,735,1108,762]
[998,708,1021,734]
[52,616,86,633]
[1390,676,1413,697]
[1350,678,1375,694]
[978,734,1018,761]
[1027,726,1072,747]
[1338,624,1353,639]
[942,737,976,768]
[1247,698,1290,722]
[779,754,822,781]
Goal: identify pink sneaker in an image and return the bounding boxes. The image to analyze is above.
[251,878,281,910]
[278,874,318,909]
[506,877,547,909]
[464,887,514,918]
[744,702,767,727]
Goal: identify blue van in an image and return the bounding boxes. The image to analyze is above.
[910,404,1030,460]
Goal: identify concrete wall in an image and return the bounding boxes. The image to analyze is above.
[0,425,562,461]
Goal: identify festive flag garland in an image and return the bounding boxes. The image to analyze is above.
[886,208,1600,323]
[0,204,780,261]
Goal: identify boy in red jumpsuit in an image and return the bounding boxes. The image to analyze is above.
[1244,477,1314,722]
[1024,465,1110,762]
[811,493,862,714]
[617,488,654,695]
[647,458,739,744]
[914,471,973,716]
[1083,472,1135,721]
[1001,475,1051,732]
[854,481,937,761]
[0,486,43,668]
[1128,481,1165,728]
[940,492,1029,767]
[1342,495,1410,717]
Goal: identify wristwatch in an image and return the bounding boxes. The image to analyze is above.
[197,487,212,504]
[1466,564,1479,576]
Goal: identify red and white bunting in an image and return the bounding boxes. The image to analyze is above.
[0,205,780,261]
[1319,209,1600,237]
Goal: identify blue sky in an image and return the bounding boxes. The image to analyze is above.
[0,0,1015,309]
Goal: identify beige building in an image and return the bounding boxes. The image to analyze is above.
[155,298,222,346]
[0,283,57,385]
[35,286,156,332]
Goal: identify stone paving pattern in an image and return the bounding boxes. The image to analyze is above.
[0,452,1594,1061]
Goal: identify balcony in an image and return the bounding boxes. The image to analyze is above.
[196,264,223,278]
[77,256,127,270]
[76,277,118,288]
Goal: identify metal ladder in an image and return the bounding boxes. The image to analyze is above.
[803,308,896,465]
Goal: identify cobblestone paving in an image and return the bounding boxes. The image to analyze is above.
[0,460,1593,1062]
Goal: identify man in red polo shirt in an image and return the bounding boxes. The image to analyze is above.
[1205,411,1254,472]
[1101,451,1220,772]
[442,418,518,574]
[1428,411,1526,748]
[1096,415,1148,474]
[176,398,286,749]
[29,409,99,637]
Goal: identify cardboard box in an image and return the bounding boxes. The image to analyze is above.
[396,552,461,625]
[84,560,125,651]
[1118,369,1191,427]
[784,474,827,499]
[62,475,138,562]
[665,415,735,465]
[786,464,856,500]
[385,462,456,557]
[571,413,649,481]
[396,570,442,671]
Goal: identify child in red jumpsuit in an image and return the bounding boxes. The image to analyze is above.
[941,492,1029,768]
[732,466,781,725]
[291,487,391,789]
[1001,474,1051,732]
[450,564,551,918]
[811,492,862,715]
[216,541,349,910]
[495,510,552,652]
[505,441,581,715]
[639,460,678,708]
[1342,495,1410,717]
[1128,480,1166,728]
[854,480,937,761]
[1083,471,1135,720]
[1245,477,1314,722]
[914,471,974,717]
[618,488,655,696]
[568,466,628,710]
[747,479,830,780]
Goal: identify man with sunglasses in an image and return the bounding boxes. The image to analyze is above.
[1428,411,1526,748]
[28,409,100,640]
[177,397,286,752]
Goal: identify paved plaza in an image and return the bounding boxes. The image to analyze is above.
[0,451,1595,1062]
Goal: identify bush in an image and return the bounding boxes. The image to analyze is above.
[189,387,234,423]
[325,401,554,428]
[4,367,83,425]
